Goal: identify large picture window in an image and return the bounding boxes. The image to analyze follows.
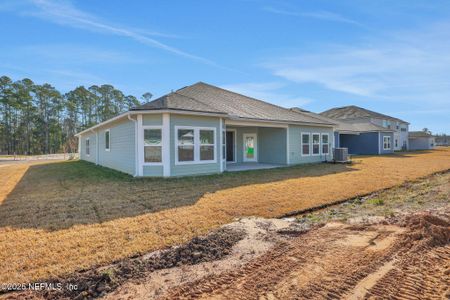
[321,133,329,155]
[312,133,320,155]
[105,129,110,151]
[144,128,162,163]
[383,136,391,150]
[176,127,216,164]
[301,133,310,156]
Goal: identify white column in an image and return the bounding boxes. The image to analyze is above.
[378,132,381,154]
[95,130,99,165]
[286,126,290,165]
[137,114,144,176]
[78,135,81,159]
[162,113,171,177]
[219,118,224,172]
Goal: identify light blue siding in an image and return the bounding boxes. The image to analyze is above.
[79,132,96,163]
[227,126,287,164]
[170,114,221,176]
[97,119,136,175]
[409,137,435,150]
[143,165,163,176]
[143,114,162,126]
[288,125,334,164]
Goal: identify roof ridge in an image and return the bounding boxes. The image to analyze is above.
[290,107,338,125]
[187,82,301,115]
[171,90,224,113]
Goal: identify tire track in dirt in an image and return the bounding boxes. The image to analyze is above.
[163,213,449,300]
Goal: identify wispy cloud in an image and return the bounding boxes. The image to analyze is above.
[263,21,450,104]
[221,82,313,108]
[263,6,361,26]
[12,0,217,66]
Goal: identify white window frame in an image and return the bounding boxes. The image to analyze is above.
[105,129,110,151]
[312,133,321,156]
[383,136,392,150]
[321,133,330,155]
[175,126,217,165]
[85,138,90,156]
[143,125,163,166]
[301,133,310,156]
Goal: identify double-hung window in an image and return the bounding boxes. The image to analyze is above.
[200,129,215,161]
[301,133,310,156]
[86,138,90,156]
[176,127,216,164]
[105,129,110,151]
[312,133,320,155]
[383,136,391,150]
[144,127,162,163]
[321,133,329,155]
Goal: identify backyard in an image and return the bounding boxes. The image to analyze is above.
[1,148,450,287]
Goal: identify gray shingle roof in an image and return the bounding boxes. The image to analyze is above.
[131,92,225,114]
[291,107,391,133]
[409,131,433,138]
[133,82,334,126]
[321,105,409,124]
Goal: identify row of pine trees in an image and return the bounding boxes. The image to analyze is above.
[0,76,149,155]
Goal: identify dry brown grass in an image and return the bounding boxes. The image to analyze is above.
[1,148,450,284]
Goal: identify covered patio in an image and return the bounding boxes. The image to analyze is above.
[223,119,289,173]
[225,162,286,172]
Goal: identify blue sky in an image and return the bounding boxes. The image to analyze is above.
[1,0,450,133]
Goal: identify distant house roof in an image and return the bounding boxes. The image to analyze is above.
[133,82,334,126]
[292,107,392,133]
[320,105,409,124]
[409,131,434,138]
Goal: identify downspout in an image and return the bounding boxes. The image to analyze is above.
[128,113,138,177]
[89,128,98,165]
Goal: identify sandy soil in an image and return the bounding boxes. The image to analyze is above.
[104,209,449,300]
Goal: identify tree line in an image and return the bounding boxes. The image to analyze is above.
[0,76,149,155]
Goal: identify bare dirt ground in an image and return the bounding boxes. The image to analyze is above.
[108,212,449,300]
[5,171,448,300]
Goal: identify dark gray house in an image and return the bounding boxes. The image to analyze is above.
[319,106,408,155]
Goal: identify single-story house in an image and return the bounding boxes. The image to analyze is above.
[408,131,435,150]
[319,106,409,154]
[76,82,335,177]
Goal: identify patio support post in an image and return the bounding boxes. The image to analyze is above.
[220,118,224,172]
[137,114,144,176]
[162,113,171,177]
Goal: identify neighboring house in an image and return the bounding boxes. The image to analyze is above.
[435,135,450,146]
[76,82,334,177]
[319,105,408,155]
[409,131,436,150]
